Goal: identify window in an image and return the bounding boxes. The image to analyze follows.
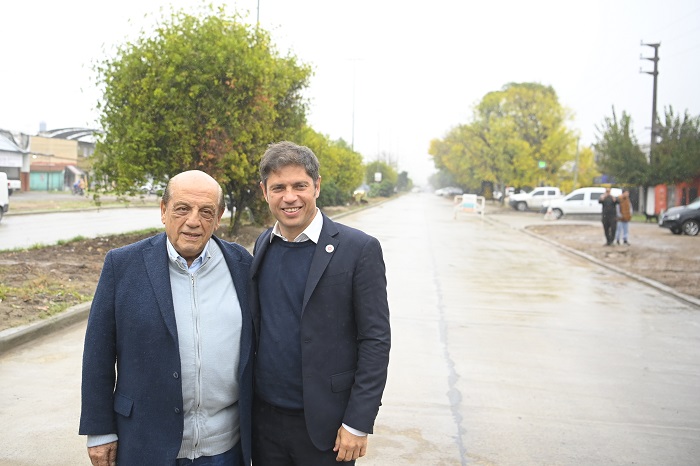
[567,194,584,201]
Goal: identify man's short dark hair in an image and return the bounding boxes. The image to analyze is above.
[259,141,320,188]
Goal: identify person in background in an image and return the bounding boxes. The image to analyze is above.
[616,189,633,245]
[599,187,619,246]
[250,141,391,465]
[80,170,254,466]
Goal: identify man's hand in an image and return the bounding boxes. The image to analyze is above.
[333,425,368,462]
[88,441,117,466]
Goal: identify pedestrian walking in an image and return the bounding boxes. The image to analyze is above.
[615,189,632,245]
[599,187,618,246]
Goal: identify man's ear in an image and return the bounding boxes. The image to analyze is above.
[315,176,322,199]
[259,181,268,201]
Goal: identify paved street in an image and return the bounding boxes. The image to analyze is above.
[0,207,163,250]
[1,193,699,465]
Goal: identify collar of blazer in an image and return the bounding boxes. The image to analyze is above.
[251,213,340,309]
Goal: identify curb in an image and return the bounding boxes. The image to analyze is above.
[484,214,700,310]
[0,301,92,355]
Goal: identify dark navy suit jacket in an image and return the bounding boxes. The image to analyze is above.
[79,233,254,465]
[250,213,391,450]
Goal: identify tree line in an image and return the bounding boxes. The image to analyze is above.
[428,82,700,198]
[89,5,404,233]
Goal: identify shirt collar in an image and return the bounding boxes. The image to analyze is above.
[271,208,322,243]
[166,237,211,272]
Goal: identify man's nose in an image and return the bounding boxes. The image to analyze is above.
[282,189,297,202]
[185,209,202,225]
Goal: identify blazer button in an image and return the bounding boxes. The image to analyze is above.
[173,372,179,379]
[174,407,181,414]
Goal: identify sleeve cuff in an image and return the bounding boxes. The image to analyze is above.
[342,423,367,437]
[86,433,118,448]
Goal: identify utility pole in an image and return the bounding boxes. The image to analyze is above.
[640,41,660,217]
[641,42,660,164]
[573,137,580,190]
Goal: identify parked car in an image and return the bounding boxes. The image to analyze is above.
[508,186,562,212]
[545,187,622,219]
[659,198,700,236]
[435,186,463,197]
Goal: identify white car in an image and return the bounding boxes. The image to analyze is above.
[435,186,463,197]
[0,172,9,222]
[545,187,622,219]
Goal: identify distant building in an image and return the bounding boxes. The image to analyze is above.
[0,127,98,192]
[0,131,30,192]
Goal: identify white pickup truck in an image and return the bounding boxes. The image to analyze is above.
[7,178,20,195]
[508,187,562,212]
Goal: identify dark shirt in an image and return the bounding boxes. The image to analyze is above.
[599,194,618,220]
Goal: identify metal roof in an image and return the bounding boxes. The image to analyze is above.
[0,133,26,153]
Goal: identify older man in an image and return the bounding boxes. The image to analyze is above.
[80,170,254,466]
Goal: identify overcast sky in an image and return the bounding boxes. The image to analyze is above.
[1,0,699,185]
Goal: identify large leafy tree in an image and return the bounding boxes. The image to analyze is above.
[92,5,311,232]
[653,107,700,184]
[429,82,577,191]
[594,108,649,186]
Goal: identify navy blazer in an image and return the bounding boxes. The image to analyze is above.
[250,213,391,450]
[80,233,254,465]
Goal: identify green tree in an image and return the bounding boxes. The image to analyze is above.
[91,5,311,232]
[653,107,700,184]
[296,127,364,207]
[429,82,577,192]
[594,108,648,186]
[365,160,398,197]
[396,171,412,192]
[558,146,600,193]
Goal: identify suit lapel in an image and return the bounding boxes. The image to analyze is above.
[250,229,272,279]
[303,214,339,311]
[143,234,178,341]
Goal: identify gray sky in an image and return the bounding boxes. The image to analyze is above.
[2,0,699,185]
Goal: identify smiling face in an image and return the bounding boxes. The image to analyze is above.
[161,171,223,266]
[261,164,320,240]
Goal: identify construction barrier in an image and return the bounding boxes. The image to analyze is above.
[453,194,485,219]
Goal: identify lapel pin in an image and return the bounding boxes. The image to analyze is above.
[325,244,334,253]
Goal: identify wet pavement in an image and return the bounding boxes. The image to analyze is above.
[1,193,699,465]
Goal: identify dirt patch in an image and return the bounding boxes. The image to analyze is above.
[0,225,264,332]
[526,221,700,300]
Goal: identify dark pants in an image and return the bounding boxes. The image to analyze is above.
[175,443,242,466]
[602,216,617,245]
[252,398,353,466]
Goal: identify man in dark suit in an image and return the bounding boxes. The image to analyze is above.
[250,141,391,465]
[80,170,254,466]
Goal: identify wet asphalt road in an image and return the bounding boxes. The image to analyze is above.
[0,206,163,249]
[1,193,699,465]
